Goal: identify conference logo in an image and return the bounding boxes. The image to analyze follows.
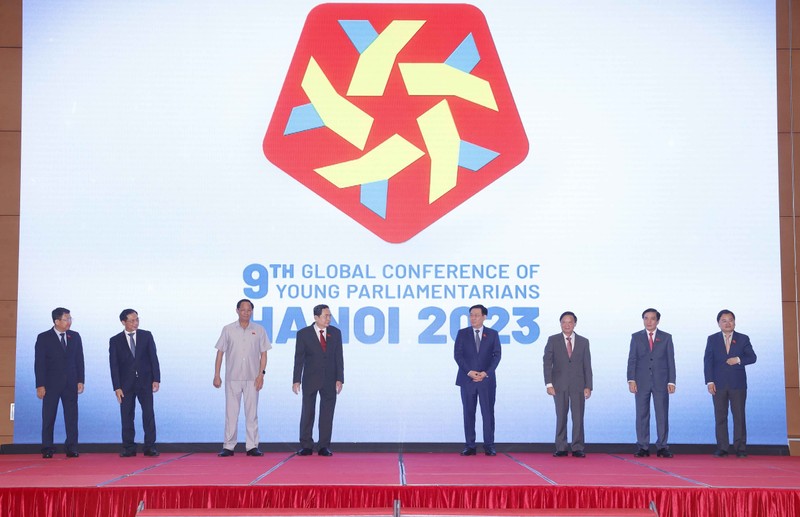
[263,4,528,243]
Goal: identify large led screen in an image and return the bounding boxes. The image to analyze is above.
[15,0,783,446]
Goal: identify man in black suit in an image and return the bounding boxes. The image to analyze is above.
[109,309,162,457]
[627,308,676,458]
[454,304,502,456]
[543,311,592,457]
[34,307,85,458]
[293,304,344,456]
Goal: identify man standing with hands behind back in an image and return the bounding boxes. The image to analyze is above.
[454,304,501,456]
[704,309,757,458]
[109,309,161,457]
[543,311,592,457]
[293,304,344,457]
[35,307,85,458]
[627,308,676,458]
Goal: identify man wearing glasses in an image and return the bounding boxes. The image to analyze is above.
[34,307,85,458]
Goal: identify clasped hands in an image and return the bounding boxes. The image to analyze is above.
[468,370,488,382]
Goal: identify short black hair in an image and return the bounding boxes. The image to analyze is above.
[642,308,661,321]
[469,304,488,316]
[560,311,577,323]
[313,304,330,316]
[119,309,138,322]
[237,299,254,310]
[51,307,70,323]
[717,309,735,322]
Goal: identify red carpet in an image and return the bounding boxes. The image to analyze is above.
[0,452,798,516]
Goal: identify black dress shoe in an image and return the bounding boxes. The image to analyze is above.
[143,449,160,457]
[459,447,477,456]
[246,448,264,457]
[634,449,650,458]
[572,450,586,458]
[484,447,496,456]
[66,451,79,458]
[120,450,137,457]
[656,448,673,458]
[42,450,53,459]
[217,448,234,457]
[553,451,568,457]
[318,447,333,456]
[296,448,313,456]
[736,451,748,458]
[712,449,728,457]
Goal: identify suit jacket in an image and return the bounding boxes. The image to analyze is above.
[34,328,85,390]
[627,329,676,391]
[454,326,501,387]
[703,331,756,390]
[293,324,344,392]
[109,329,161,390]
[543,333,592,391]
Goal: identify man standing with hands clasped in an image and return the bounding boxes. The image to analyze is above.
[293,304,344,457]
[627,308,676,458]
[454,304,501,456]
[109,309,161,457]
[213,299,271,457]
[543,311,592,458]
[704,309,757,458]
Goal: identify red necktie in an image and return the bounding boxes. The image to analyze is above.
[648,332,654,351]
[319,330,327,352]
[566,336,573,358]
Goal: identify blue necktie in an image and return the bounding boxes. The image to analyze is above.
[59,333,66,351]
[128,332,136,357]
[475,329,481,352]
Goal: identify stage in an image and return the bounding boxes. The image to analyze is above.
[1,449,799,516]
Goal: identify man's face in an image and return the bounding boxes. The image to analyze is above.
[237,302,253,324]
[643,311,659,332]
[469,308,486,329]
[122,312,139,333]
[314,308,332,329]
[54,313,72,333]
[718,314,736,334]
[560,315,576,336]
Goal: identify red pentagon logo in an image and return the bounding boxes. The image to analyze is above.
[264,3,529,243]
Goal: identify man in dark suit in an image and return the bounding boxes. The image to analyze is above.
[293,304,344,456]
[704,309,757,458]
[109,309,162,457]
[34,307,85,458]
[627,308,676,458]
[454,304,502,456]
[543,311,592,457]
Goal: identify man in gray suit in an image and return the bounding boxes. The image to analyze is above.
[543,311,592,457]
[627,308,676,458]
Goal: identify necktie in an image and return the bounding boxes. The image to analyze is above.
[319,330,327,352]
[566,336,573,358]
[475,329,481,352]
[128,332,136,357]
[724,334,731,354]
[59,332,66,351]
[648,332,654,351]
